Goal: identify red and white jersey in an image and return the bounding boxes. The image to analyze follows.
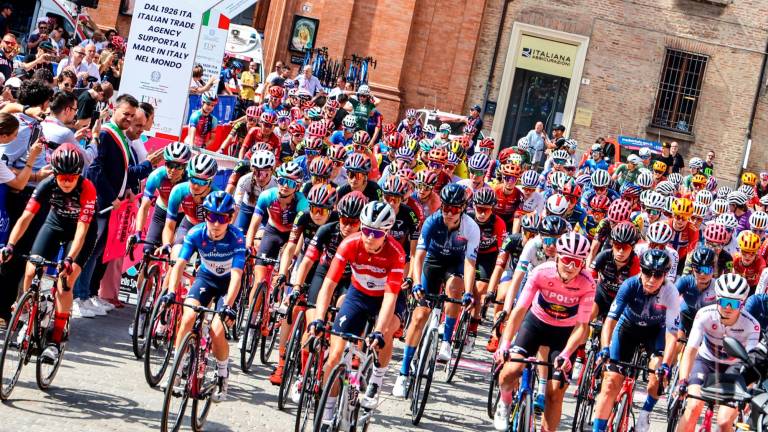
[327,232,406,296]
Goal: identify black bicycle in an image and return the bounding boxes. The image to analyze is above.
[128,239,173,359]
[572,321,604,432]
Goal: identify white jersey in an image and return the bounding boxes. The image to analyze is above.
[518,187,545,215]
[756,267,768,295]
[688,304,761,365]
[234,175,277,207]
[634,242,679,283]
[515,236,555,273]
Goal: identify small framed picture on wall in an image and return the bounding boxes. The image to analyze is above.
[289,15,319,52]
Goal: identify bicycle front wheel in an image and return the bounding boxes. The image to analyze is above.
[0,290,34,400]
[144,295,176,387]
[161,331,196,432]
[35,319,66,390]
[313,363,346,432]
[444,310,469,383]
[295,347,319,432]
[511,390,533,432]
[606,391,630,432]
[411,328,438,425]
[261,282,280,364]
[191,345,216,431]
[572,352,597,432]
[487,363,500,419]
[132,265,158,359]
[279,309,306,410]
[241,282,265,373]
[666,394,685,432]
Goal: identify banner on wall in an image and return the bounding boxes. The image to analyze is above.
[517,34,579,79]
[194,0,257,83]
[120,0,222,140]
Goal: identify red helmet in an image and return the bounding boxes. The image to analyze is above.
[387,133,405,150]
[260,112,277,126]
[478,137,495,149]
[288,122,305,137]
[304,136,325,151]
[590,194,610,212]
[352,130,370,146]
[309,156,333,178]
[382,123,396,136]
[245,105,259,118]
[269,86,285,100]
[607,199,633,223]
[301,100,315,110]
[307,121,328,138]
[560,179,582,199]
[290,107,303,121]
[327,144,347,162]
[325,99,340,111]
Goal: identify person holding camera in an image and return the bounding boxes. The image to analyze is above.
[25,17,50,56]
[21,41,56,78]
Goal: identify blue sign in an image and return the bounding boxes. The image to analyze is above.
[618,135,661,154]
[186,95,238,124]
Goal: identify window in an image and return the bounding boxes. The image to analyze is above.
[651,49,708,134]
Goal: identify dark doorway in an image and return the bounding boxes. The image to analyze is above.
[501,68,570,150]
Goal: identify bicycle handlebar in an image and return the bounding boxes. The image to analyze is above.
[23,254,70,291]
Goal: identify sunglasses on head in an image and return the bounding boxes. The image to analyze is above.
[56,173,78,182]
[641,268,666,279]
[693,265,714,275]
[542,236,558,246]
[340,216,361,227]
[205,212,231,224]
[166,162,185,170]
[718,297,742,310]
[560,255,584,268]
[277,177,298,188]
[442,204,463,215]
[190,177,211,186]
[361,226,386,239]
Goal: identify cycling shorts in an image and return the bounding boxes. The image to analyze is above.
[173,218,195,246]
[307,263,350,306]
[186,271,228,309]
[331,286,406,336]
[608,321,664,374]
[143,205,167,251]
[511,311,576,379]
[475,252,497,282]
[234,203,254,233]
[679,308,696,337]
[688,356,737,387]
[421,255,463,296]
[31,220,98,267]
[256,224,289,265]
[594,286,615,319]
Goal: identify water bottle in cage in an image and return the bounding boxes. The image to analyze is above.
[39,295,53,330]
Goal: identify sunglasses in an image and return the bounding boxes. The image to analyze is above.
[560,255,584,268]
[206,212,231,224]
[56,173,78,182]
[718,297,742,310]
[523,187,536,193]
[253,169,271,178]
[384,193,402,201]
[190,177,211,186]
[428,161,444,170]
[277,177,298,188]
[641,268,666,279]
[417,184,433,191]
[542,236,558,246]
[590,210,607,217]
[291,133,304,139]
[310,206,329,216]
[693,265,714,275]
[442,204,463,215]
[262,122,274,128]
[553,158,567,166]
[705,241,724,249]
[166,162,185,171]
[648,209,661,216]
[340,217,361,227]
[503,175,518,183]
[311,175,329,183]
[673,214,687,221]
[612,242,632,252]
[305,149,321,157]
[349,171,367,180]
[475,205,493,214]
[470,169,485,177]
[361,226,386,239]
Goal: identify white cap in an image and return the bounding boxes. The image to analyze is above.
[4,77,21,88]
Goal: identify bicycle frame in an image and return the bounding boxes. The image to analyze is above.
[330,332,378,430]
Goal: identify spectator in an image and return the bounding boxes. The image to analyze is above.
[81,43,101,81]
[189,64,217,95]
[465,104,483,143]
[222,60,243,96]
[57,45,100,85]
[32,68,55,88]
[49,28,65,57]
[239,61,259,107]
[128,102,154,163]
[703,150,715,177]
[41,91,95,170]
[79,30,108,53]
[22,41,56,78]
[56,69,77,93]
[26,17,50,56]
[75,82,112,129]
[670,141,685,173]
[600,137,616,163]
[653,141,674,174]
[264,61,285,91]
[524,121,547,167]
[0,34,16,81]
[1,76,20,104]
[98,46,123,90]
[328,76,346,100]
[546,124,567,151]
[297,65,324,97]
[0,4,12,37]
[332,93,349,129]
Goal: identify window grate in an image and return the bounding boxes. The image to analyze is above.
[650,49,708,134]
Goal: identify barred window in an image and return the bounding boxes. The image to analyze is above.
[651,49,708,134]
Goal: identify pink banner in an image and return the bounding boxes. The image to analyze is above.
[103,199,139,263]
[121,205,154,272]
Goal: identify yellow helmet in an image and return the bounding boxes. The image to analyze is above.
[671,198,693,219]
[742,172,758,187]
[653,160,667,174]
[691,174,707,187]
[738,230,761,254]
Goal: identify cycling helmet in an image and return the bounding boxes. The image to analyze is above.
[360,201,396,231]
[590,194,611,212]
[245,105,259,118]
[636,171,654,189]
[552,149,569,161]
[288,122,306,137]
[761,195,768,208]
[647,221,674,244]
[690,247,716,270]
[260,112,277,126]
[509,153,524,166]
[393,146,415,163]
[203,191,235,215]
[717,213,739,231]
[500,162,523,178]
[692,202,708,219]
[738,230,761,254]
[521,170,539,188]
[440,183,468,206]
[405,108,416,119]
[344,153,372,174]
[327,145,347,162]
[640,249,671,273]
[468,153,491,172]
[703,222,730,245]
[671,198,693,218]
[276,161,303,180]
[251,142,273,153]
[591,170,611,188]
[397,167,416,185]
[716,186,733,200]
[387,133,405,150]
[727,191,749,207]
[417,138,432,154]
[304,137,325,152]
[307,184,337,209]
[652,161,668,174]
[356,85,372,96]
[478,137,495,150]
[337,191,367,218]
[415,170,438,187]
[269,86,285,100]
[689,157,704,170]
[516,137,530,152]
[564,138,578,150]
[446,151,460,167]
[611,221,639,244]
[620,183,642,200]
[201,92,218,104]
[655,181,676,196]
[556,232,591,260]
[187,154,218,180]
[739,185,755,197]
[342,115,358,130]
[163,142,192,163]
[742,172,758,187]
[423,124,437,136]
[638,147,652,160]
[539,215,570,236]
[250,150,276,170]
[51,143,84,175]
[450,139,468,158]
[642,191,666,210]
[325,99,340,111]
[706,176,718,192]
[276,109,291,121]
[309,156,333,178]
[691,174,707,188]
[561,179,582,199]
[695,190,714,206]
[546,194,570,216]
[607,199,633,223]
[711,198,729,216]
[750,211,768,231]
[715,273,750,302]
[382,175,409,197]
[428,147,448,165]
[307,121,328,138]
[521,213,540,234]
[591,143,602,153]
[438,123,451,134]
[575,174,591,188]
[473,187,497,207]
[353,130,370,146]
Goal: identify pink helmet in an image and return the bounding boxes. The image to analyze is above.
[703,222,730,245]
[307,121,328,138]
[556,232,591,260]
[607,199,633,223]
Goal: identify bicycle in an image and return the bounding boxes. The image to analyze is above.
[666,337,687,413]
[408,293,464,425]
[278,283,310,410]
[239,256,280,371]
[605,349,657,432]
[487,310,507,419]
[160,301,231,432]
[442,302,472,383]
[128,239,173,359]
[313,330,378,432]
[667,372,750,432]
[495,354,556,432]
[0,254,68,399]
[572,321,604,432]
[232,253,256,342]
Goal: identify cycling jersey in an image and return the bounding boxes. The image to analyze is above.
[188,109,218,147]
[234,174,277,208]
[497,233,525,271]
[389,204,420,255]
[26,176,97,229]
[410,191,440,220]
[143,166,186,210]
[745,294,768,330]
[608,276,680,333]
[688,304,761,365]
[476,214,506,254]
[326,232,406,296]
[668,220,699,259]
[516,190,545,216]
[329,130,353,146]
[242,127,281,158]
[396,120,422,138]
[634,243,680,283]
[676,275,717,316]
[516,261,596,327]
[579,158,610,173]
[590,249,641,298]
[254,187,309,233]
[732,253,766,290]
[404,195,425,227]
[515,236,555,273]
[613,164,639,186]
[566,205,589,232]
[179,223,246,280]
[289,210,338,253]
[166,182,220,225]
[492,184,522,222]
[417,211,480,262]
[580,188,620,209]
[337,180,382,204]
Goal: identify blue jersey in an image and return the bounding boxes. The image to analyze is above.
[580,188,620,209]
[608,275,681,333]
[255,187,309,232]
[292,155,311,182]
[166,182,220,225]
[417,211,481,262]
[675,274,716,315]
[179,223,246,280]
[566,205,588,232]
[746,294,768,330]
[580,159,610,173]
[143,166,186,210]
[329,130,353,147]
[188,110,218,146]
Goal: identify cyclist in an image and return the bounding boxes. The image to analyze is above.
[590,221,641,320]
[676,247,718,337]
[397,108,422,137]
[612,154,642,187]
[668,198,699,273]
[683,222,733,277]
[344,84,378,130]
[561,178,588,232]
[579,144,609,173]
[336,153,382,203]
[329,114,357,147]
[652,160,668,185]
[634,191,666,239]
[309,201,406,416]
[592,249,681,432]
[457,153,491,203]
[292,136,325,182]
[218,106,259,157]
[158,191,244,402]
[580,169,619,209]
[411,170,440,219]
[425,146,452,192]
[493,163,523,230]
[241,112,281,159]
[231,150,277,233]
[392,183,480,397]
[588,198,633,262]
[493,232,595,432]
[186,93,219,149]
[732,230,765,293]
[1,144,96,361]
[675,274,760,432]
[728,190,752,233]
[301,156,335,195]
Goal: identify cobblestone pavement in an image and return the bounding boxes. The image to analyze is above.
[0,304,670,431]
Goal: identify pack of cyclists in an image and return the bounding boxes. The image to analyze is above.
[1,83,767,432]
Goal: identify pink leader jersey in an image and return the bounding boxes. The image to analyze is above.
[516,261,596,327]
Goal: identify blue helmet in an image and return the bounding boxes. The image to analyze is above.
[203,191,235,215]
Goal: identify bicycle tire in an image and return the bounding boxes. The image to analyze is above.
[261,282,280,364]
[513,390,533,432]
[35,316,66,390]
[295,347,319,432]
[132,265,159,359]
[233,264,253,341]
[240,282,265,373]
[487,363,500,419]
[666,394,685,432]
[572,351,597,432]
[607,391,629,432]
[313,363,346,432]
[144,293,175,387]
[0,290,34,400]
[160,331,196,432]
[279,309,306,410]
[444,310,469,383]
[411,328,438,425]
[357,354,375,431]
[191,342,216,431]
[667,363,680,412]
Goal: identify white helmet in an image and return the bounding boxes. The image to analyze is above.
[552,149,569,160]
[164,142,192,163]
[711,198,729,216]
[556,232,591,260]
[187,154,218,180]
[655,181,676,197]
[517,137,530,151]
[647,221,674,244]
[357,84,371,96]
[591,169,611,188]
[715,273,749,302]
[643,191,666,210]
[342,114,358,129]
[716,213,739,230]
[692,202,708,219]
[521,170,539,188]
[360,201,396,231]
[695,190,714,206]
[750,211,768,231]
[636,171,654,189]
[638,147,652,159]
[546,194,570,216]
[250,150,276,170]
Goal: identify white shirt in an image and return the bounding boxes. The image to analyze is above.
[57,57,100,80]
[41,116,96,171]
[0,163,15,184]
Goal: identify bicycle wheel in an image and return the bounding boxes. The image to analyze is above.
[261,282,280,364]
[132,265,159,359]
[357,355,375,432]
[411,328,438,425]
[279,309,306,410]
[0,290,34,400]
[241,282,265,372]
[234,263,254,341]
[487,363,500,419]
[35,317,66,390]
[161,331,196,432]
[666,364,680,412]
[444,310,469,383]
[572,353,597,432]
[191,345,216,431]
[607,391,630,432]
[295,347,319,432]
[144,294,176,387]
[511,390,533,432]
[666,394,685,432]
[313,363,346,432]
